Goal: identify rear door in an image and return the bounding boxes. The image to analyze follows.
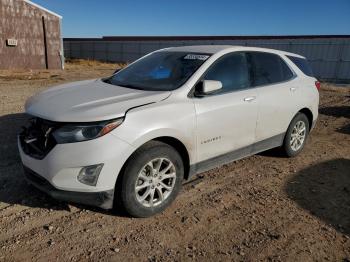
[247,52,296,144]
[193,52,258,162]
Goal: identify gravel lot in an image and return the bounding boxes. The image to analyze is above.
[0,61,349,261]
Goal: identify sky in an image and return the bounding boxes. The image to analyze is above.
[32,0,350,38]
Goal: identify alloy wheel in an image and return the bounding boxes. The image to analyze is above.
[290,120,306,151]
[135,158,176,207]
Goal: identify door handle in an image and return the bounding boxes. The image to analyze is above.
[244,96,256,102]
[290,87,297,92]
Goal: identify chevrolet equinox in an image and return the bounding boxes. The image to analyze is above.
[19,46,319,217]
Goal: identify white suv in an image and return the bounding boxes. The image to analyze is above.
[19,46,319,217]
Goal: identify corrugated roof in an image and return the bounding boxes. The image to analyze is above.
[23,0,62,19]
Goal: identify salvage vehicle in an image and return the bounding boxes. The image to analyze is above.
[19,46,319,217]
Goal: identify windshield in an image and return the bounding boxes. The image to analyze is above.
[104,52,210,91]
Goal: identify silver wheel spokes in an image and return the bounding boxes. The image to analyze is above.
[290,120,306,151]
[135,158,176,207]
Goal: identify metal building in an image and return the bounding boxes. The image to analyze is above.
[0,0,63,69]
[64,35,350,82]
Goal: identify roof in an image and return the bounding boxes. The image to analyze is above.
[64,35,350,42]
[162,45,233,54]
[160,45,305,58]
[23,0,62,19]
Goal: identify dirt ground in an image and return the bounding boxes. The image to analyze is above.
[0,61,349,262]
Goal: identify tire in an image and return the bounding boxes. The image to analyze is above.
[282,112,310,157]
[118,141,184,218]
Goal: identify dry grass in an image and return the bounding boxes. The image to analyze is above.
[321,82,350,93]
[65,58,127,69]
[0,59,125,81]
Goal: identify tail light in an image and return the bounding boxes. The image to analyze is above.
[315,81,321,91]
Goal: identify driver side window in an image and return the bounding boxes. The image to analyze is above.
[204,52,250,93]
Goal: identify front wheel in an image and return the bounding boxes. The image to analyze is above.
[282,113,310,157]
[119,141,183,218]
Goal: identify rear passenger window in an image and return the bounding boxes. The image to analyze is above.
[248,52,294,86]
[204,52,250,93]
[287,55,314,77]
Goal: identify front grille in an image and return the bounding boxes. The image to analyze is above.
[19,117,60,159]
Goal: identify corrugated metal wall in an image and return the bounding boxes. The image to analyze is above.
[63,37,350,82]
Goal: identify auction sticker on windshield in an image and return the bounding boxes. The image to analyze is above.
[184,54,210,61]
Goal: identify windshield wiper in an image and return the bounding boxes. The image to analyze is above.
[103,78,153,91]
[118,84,145,90]
[102,78,137,89]
[102,77,112,84]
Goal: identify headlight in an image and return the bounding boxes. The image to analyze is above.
[53,118,124,144]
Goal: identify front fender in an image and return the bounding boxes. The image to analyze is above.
[110,100,197,165]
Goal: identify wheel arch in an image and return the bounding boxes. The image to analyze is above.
[152,136,191,180]
[298,107,313,128]
[115,135,192,199]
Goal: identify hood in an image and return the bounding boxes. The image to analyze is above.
[25,79,171,122]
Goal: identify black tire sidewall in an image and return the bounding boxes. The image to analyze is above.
[283,113,310,157]
[120,142,184,218]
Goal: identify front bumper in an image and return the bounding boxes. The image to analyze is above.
[18,132,136,209]
[23,166,114,209]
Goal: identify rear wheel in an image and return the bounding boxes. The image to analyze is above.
[282,113,310,157]
[119,141,183,217]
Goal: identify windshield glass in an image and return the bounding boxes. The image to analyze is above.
[104,52,210,91]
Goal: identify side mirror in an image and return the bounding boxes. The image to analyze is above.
[195,80,223,96]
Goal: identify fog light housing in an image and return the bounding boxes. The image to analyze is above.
[78,164,104,186]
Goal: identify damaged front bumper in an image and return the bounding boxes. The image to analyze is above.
[23,166,114,209]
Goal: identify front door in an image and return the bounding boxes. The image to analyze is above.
[193,52,258,163]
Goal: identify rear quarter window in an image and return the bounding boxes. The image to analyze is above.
[287,55,314,77]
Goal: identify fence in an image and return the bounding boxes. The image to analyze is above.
[63,36,350,82]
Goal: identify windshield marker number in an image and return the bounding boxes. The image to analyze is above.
[184,54,209,61]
